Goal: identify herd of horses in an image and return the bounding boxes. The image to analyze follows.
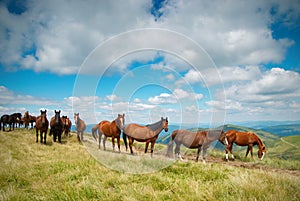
[0,111,267,162]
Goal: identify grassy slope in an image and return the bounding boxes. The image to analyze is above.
[0,129,300,201]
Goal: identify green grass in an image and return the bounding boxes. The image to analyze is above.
[0,129,300,200]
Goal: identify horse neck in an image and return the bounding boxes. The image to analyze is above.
[147,120,163,135]
[255,135,265,150]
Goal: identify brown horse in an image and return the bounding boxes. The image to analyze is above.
[74,113,86,142]
[167,129,228,163]
[35,110,49,144]
[50,110,64,143]
[96,114,125,152]
[23,111,36,129]
[224,130,267,161]
[123,117,168,156]
[61,116,72,137]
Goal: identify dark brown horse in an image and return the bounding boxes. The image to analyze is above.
[0,113,22,131]
[50,110,64,143]
[167,129,227,163]
[61,116,72,137]
[23,111,36,129]
[74,113,86,142]
[224,130,267,161]
[123,117,168,156]
[35,110,49,144]
[96,114,125,152]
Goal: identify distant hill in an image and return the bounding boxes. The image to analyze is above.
[268,135,300,160]
[260,124,300,137]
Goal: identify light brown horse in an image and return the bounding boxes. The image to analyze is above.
[35,110,49,144]
[23,111,36,129]
[123,117,168,156]
[61,116,72,137]
[224,130,267,161]
[74,113,86,142]
[96,114,125,152]
[167,129,227,163]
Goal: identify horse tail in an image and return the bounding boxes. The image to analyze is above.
[91,124,99,141]
[167,130,177,157]
[123,132,128,152]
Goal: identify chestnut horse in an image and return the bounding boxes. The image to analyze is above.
[74,113,86,142]
[50,110,63,143]
[224,130,267,161]
[61,116,72,137]
[96,114,125,152]
[123,117,168,156]
[167,129,228,163]
[23,111,36,129]
[35,110,49,144]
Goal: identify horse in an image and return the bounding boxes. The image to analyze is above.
[61,116,72,137]
[74,113,86,142]
[167,129,228,163]
[224,130,267,161]
[123,117,168,157]
[23,111,36,129]
[96,114,125,152]
[0,113,22,131]
[50,110,64,143]
[35,110,49,144]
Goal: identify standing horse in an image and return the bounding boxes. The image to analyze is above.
[97,114,125,152]
[74,113,86,142]
[35,110,49,144]
[0,113,22,131]
[123,117,168,157]
[61,116,72,137]
[167,129,227,163]
[23,111,36,129]
[50,110,63,143]
[224,130,267,161]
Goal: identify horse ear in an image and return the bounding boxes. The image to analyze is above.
[59,110,61,113]
[123,113,125,117]
[166,117,168,121]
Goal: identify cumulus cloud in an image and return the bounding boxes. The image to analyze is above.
[1,0,298,74]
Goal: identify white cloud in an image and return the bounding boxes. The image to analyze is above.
[1,1,298,74]
[148,93,177,104]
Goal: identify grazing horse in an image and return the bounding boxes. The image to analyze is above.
[50,110,64,143]
[61,116,72,137]
[74,113,86,142]
[224,130,267,161]
[96,114,125,152]
[123,117,168,156]
[35,110,49,144]
[167,129,228,163]
[23,111,36,129]
[0,113,22,131]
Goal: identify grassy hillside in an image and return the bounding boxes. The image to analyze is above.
[0,129,300,200]
[267,135,300,160]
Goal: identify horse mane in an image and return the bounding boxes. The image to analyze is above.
[146,119,162,131]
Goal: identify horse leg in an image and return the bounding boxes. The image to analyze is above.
[245,146,250,157]
[248,144,254,160]
[145,140,150,153]
[103,136,107,151]
[77,131,80,142]
[117,137,121,153]
[40,129,43,143]
[196,145,202,162]
[112,136,115,152]
[98,133,102,149]
[175,143,183,160]
[80,131,84,142]
[129,137,134,155]
[44,130,47,145]
[36,128,39,143]
[150,140,156,157]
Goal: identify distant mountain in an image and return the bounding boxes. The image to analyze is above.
[226,121,300,129]
[260,124,300,137]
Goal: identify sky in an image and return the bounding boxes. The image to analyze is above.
[0,0,300,127]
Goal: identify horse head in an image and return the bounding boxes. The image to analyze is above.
[162,117,168,132]
[116,113,125,130]
[218,130,228,146]
[74,113,79,124]
[54,110,61,124]
[40,110,47,126]
[258,146,267,160]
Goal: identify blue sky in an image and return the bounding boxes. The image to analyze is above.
[1,0,300,126]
